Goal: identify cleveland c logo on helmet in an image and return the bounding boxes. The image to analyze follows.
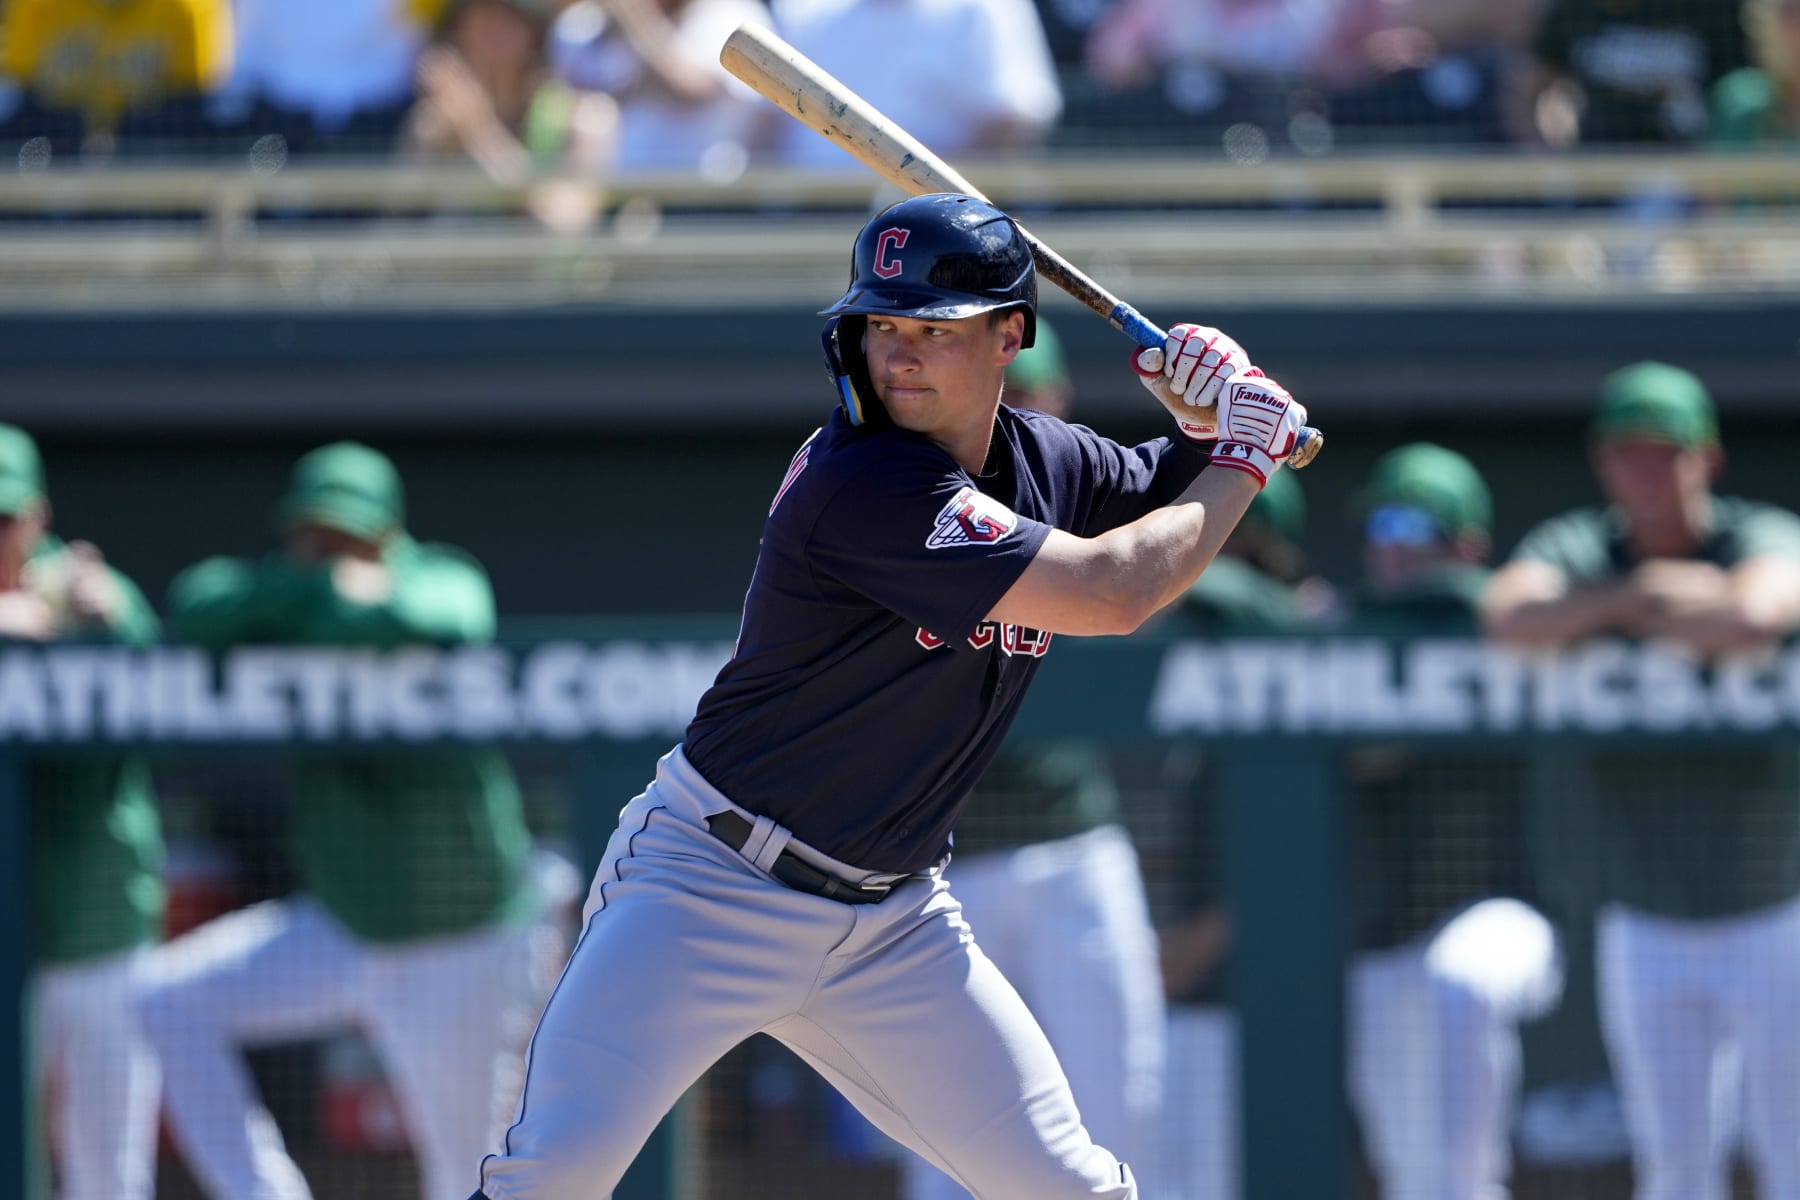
[818,194,1039,427]
[872,228,910,279]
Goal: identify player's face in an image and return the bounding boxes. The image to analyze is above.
[863,313,1022,440]
[1592,436,1715,528]
[287,521,387,565]
[0,502,46,581]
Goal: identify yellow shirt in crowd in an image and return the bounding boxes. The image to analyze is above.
[1,0,232,131]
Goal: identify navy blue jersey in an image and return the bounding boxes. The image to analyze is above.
[683,404,1207,873]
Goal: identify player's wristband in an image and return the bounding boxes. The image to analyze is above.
[1209,440,1276,487]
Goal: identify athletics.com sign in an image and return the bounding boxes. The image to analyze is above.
[0,642,735,744]
[1150,638,1800,735]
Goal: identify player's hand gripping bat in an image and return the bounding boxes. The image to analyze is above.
[718,22,1323,470]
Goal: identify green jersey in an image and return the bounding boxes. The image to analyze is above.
[1169,554,1300,635]
[1348,565,1538,950]
[22,536,166,964]
[166,538,531,942]
[1512,498,1800,918]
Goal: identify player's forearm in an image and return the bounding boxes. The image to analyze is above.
[1099,466,1260,622]
[1480,578,1650,648]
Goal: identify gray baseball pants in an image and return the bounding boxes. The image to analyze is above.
[475,746,1136,1200]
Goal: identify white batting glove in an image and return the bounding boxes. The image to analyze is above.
[1208,376,1308,488]
[1131,323,1254,440]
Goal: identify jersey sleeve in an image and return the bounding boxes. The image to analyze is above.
[385,546,498,645]
[1507,510,1608,583]
[808,446,1051,644]
[1730,503,1800,565]
[165,555,316,647]
[1066,423,1210,538]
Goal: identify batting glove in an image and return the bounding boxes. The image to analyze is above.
[1208,376,1308,488]
[1131,323,1254,440]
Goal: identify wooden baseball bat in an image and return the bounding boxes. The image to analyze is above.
[719,22,1321,468]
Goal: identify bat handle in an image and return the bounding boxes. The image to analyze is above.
[1107,301,1322,470]
[1109,303,1166,350]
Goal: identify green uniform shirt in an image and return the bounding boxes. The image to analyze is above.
[166,538,531,942]
[1347,565,1537,950]
[1169,555,1301,635]
[23,537,166,964]
[1512,498,1800,918]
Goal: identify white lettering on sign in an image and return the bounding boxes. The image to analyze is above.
[1147,639,1800,736]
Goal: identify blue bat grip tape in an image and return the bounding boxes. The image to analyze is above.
[1110,304,1166,350]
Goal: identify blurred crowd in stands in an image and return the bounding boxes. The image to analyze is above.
[0,0,1796,178]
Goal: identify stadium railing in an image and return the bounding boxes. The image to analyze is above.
[0,152,1797,306]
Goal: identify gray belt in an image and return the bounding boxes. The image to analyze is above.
[705,811,893,905]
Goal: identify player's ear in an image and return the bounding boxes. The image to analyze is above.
[995,310,1026,361]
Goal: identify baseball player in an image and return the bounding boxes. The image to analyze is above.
[0,424,165,1200]
[138,442,553,1200]
[470,192,1311,1200]
[1347,443,1562,1200]
[1482,364,1800,1200]
[895,322,1166,1200]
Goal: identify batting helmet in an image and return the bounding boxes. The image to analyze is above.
[820,193,1038,426]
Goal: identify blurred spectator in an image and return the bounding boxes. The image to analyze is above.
[0,0,232,158]
[769,0,1062,170]
[1482,364,1800,1200]
[1709,0,1800,144]
[1173,466,1335,629]
[211,0,436,157]
[0,424,165,1200]
[548,0,769,175]
[1513,0,1751,145]
[399,0,612,230]
[1084,0,1540,143]
[402,0,562,179]
[1346,443,1562,1200]
[137,443,552,1200]
[898,323,1165,1200]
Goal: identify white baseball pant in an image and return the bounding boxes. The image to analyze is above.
[1598,893,1800,1200]
[32,946,160,1200]
[1157,1005,1237,1200]
[138,896,544,1200]
[476,747,1136,1200]
[903,826,1165,1200]
[1350,898,1563,1200]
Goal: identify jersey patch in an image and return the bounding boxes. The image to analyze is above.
[926,486,1020,549]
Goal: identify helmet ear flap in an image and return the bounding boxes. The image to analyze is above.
[821,316,888,428]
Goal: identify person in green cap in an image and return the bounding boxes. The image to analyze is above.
[0,424,164,1200]
[1483,364,1800,1200]
[896,319,1168,1200]
[1345,442,1563,1200]
[137,441,548,1200]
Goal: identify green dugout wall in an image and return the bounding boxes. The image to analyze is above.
[6,626,1800,1197]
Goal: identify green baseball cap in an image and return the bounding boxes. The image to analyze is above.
[1591,361,1717,448]
[1003,319,1068,393]
[280,442,404,540]
[1360,442,1491,540]
[0,424,45,516]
